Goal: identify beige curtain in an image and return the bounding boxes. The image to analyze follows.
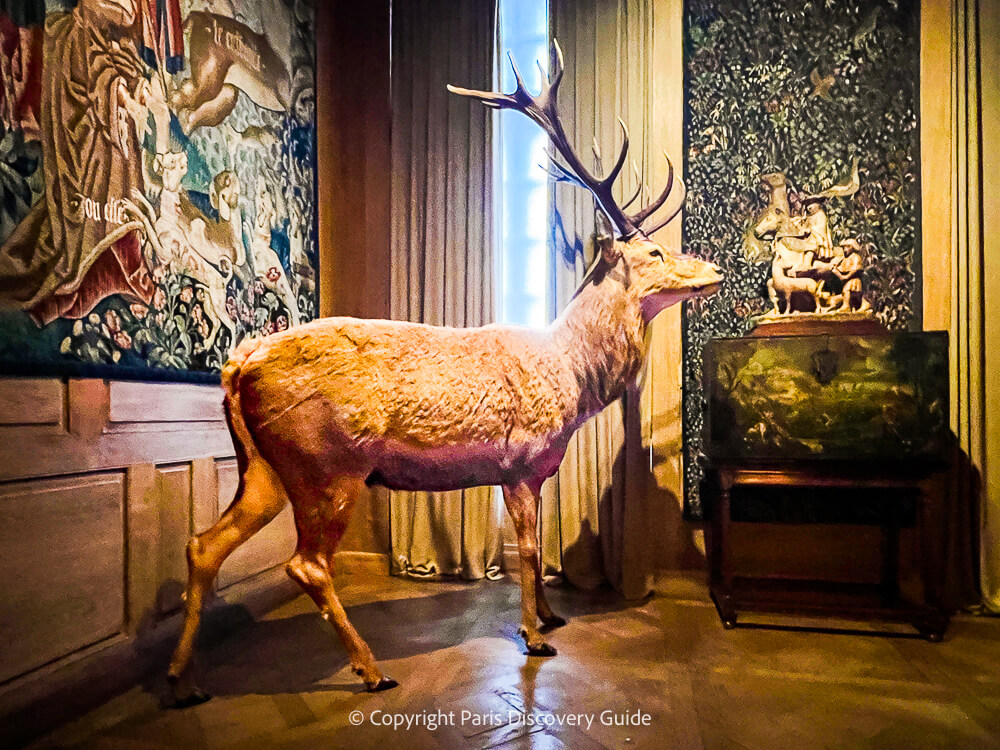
[388,0,504,581]
[540,0,660,597]
[979,0,1000,613]
[932,0,999,613]
[921,0,997,612]
[953,0,1000,612]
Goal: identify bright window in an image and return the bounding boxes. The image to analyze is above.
[496,0,549,327]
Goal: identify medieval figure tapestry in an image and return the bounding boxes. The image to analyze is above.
[0,0,317,379]
[682,0,920,516]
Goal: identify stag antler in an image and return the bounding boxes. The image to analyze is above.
[448,40,680,240]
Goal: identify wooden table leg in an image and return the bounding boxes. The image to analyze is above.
[918,477,948,641]
[880,522,900,605]
[713,470,737,629]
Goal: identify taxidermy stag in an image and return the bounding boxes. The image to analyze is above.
[167,41,723,706]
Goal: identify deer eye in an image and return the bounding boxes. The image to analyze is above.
[650,249,664,261]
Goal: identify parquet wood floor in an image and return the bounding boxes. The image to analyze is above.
[30,570,1000,749]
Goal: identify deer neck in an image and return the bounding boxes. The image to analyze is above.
[550,263,647,420]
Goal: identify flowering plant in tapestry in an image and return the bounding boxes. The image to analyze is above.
[682,0,920,516]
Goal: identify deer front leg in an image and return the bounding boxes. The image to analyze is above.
[537,574,565,629]
[529,504,563,628]
[502,481,556,656]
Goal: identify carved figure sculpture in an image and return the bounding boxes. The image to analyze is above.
[766,243,825,314]
[800,197,834,260]
[748,159,870,317]
[826,238,867,312]
[166,42,723,706]
[744,172,796,262]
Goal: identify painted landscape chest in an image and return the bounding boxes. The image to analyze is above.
[703,331,950,463]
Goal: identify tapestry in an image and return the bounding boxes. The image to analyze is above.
[0,0,317,378]
[682,0,921,516]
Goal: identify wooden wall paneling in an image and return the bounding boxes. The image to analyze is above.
[191,457,220,535]
[316,1,392,320]
[0,425,235,483]
[641,0,704,574]
[0,473,126,684]
[107,381,224,426]
[920,0,953,333]
[313,1,392,556]
[66,379,110,440]
[982,0,1000,610]
[360,0,392,320]
[315,0,335,318]
[125,464,160,633]
[155,464,193,614]
[0,378,64,426]
[0,379,234,482]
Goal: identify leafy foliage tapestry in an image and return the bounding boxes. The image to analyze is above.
[682,0,920,516]
[0,0,317,379]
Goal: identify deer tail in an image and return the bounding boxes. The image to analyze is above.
[221,339,265,470]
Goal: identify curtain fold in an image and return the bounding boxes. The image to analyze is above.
[937,0,997,613]
[389,0,503,581]
[540,0,657,597]
[953,0,1000,612]
[979,0,1000,613]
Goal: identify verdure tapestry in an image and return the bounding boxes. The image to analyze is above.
[682,0,920,516]
[0,0,317,378]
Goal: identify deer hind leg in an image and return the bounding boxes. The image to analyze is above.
[167,457,287,707]
[284,476,398,692]
[502,482,557,656]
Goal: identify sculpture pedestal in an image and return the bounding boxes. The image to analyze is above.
[749,312,886,337]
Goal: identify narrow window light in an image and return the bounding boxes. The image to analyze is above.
[496,0,549,328]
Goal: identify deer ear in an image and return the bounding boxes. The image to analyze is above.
[597,234,620,265]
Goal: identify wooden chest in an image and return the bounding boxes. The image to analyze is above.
[703,331,950,464]
[701,330,951,639]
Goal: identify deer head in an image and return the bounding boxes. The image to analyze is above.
[449,41,722,322]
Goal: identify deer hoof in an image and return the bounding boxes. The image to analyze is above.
[525,642,557,657]
[166,686,212,709]
[166,673,211,709]
[366,676,399,693]
[540,614,567,628]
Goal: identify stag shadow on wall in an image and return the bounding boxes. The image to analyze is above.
[552,393,706,595]
[543,206,707,591]
[647,452,707,574]
[641,376,708,576]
